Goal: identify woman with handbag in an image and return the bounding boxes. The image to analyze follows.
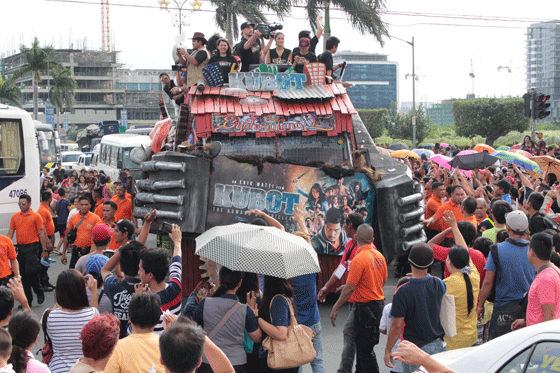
[45,269,99,373]
[191,267,262,373]
[248,275,309,373]
[444,245,480,350]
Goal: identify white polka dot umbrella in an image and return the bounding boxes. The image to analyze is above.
[195,223,320,279]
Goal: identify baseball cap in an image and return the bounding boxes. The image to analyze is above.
[505,210,528,233]
[92,224,112,242]
[85,254,109,278]
[408,243,434,269]
[116,219,135,237]
[494,179,511,192]
[240,22,255,31]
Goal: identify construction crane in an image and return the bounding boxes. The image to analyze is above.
[101,0,110,52]
[469,59,475,97]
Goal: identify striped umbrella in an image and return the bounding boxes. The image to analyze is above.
[491,151,542,173]
[510,149,534,158]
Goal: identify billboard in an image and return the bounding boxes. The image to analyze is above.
[208,157,374,255]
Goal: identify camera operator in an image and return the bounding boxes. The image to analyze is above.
[172,32,209,95]
[160,73,184,117]
[235,22,262,72]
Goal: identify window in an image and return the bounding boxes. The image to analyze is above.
[0,120,24,176]
[498,341,560,373]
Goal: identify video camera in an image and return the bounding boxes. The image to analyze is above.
[255,23,283,39]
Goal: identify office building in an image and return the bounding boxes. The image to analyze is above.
[526,21,560,121]
[335,51,398,111]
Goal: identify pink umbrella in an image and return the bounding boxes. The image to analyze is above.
[440,143,450,148]
[456,150,477,156]
[510,149,534,158]
[510,144,522,150]
[430,155,472,177]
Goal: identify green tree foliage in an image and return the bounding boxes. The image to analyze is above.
[298,0,389,48]
[0,78,22,107]
[385,102,430,144]
[356,108,388,140]
[211,0,291,44]
[453,98,529,146]
[15,37,61,119]
[49,68,77,130]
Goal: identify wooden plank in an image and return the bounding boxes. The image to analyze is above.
[337,97,348,114]
[227,97,235,113]
[329,97,340,111]
[234,101,243,116]
[324,102,332,114]
[274,100,283,116]
[241,98,250,114]
[282,101,290,117]
[346,114,354,133]
[337,83,347,94]
[204,97,214,113]
[219,96,228,114]
[196,98,206,114]
[342,94,357,114]
[262,100,271,114]
[255,103,263,116]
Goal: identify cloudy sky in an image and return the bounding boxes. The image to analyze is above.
[2,0,556,103]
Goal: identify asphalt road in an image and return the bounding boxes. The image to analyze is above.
[28,234,434,373]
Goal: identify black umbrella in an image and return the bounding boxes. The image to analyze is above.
[449,152,498,171]
[388,142,409,151]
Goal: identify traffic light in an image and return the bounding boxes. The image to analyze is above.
[534,93,551,120]
[523,93,532,118]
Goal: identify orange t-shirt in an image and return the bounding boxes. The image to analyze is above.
[106,220,121,251]
[67,212,101,248]
[94,200,104,219]
[38,203,55,237]
[465,215,478,229]
[0,235,17,278]
[9,210,44,245]
[434,200,463,238]
[425,196,443,231]
[111,195,133,221]
[346,244,387,303]
[476,214,488,226]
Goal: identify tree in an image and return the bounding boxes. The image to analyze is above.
[297,0,389,48]
[211,0,291,44]
[385,102,430,144]
[0,78,22,107]
[49,68,76,131]
[14,37,61,120]
[356,108,388,140]
[453,98,529,146]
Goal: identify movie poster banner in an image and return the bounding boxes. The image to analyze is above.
[207,156,374,255]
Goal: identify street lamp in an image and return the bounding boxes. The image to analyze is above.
[393,36,416,148]
[160,0,190,34]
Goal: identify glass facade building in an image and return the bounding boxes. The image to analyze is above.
[526,21,560,121]
[335,52,398,110]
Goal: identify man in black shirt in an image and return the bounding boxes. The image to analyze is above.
[318,36,349,86]
[52,162,65,184]
[160,73,184,117]
[292,15,324,56]
[235,22,262,72]
[292,38,317,74]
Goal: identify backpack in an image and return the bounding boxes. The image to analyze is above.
[532,212,559,233]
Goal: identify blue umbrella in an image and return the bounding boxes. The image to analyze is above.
[423,143,435,148]
[412,148,435,158]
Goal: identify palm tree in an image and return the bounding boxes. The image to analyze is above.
[211,0,291,45]
[15,37,61,120]
[0,78,22,107]
[49,68,77,131]
[299,0,389,48]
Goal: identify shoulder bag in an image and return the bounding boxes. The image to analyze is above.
[40,309,53,364]
[262,295,316,369]
[207,302,242,339]
[66,216,86,245]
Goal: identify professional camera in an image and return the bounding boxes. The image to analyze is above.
[255,23,283,39]
[171,64,185,71]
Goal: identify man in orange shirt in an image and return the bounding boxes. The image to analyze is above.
[93,187,104,219]
[425,182,445,239]
[0,234,18,286]
[461,196,478,229]
[37,191,57,292]
[423,185,465,239]
[62,196,101,269]
[7,194,49,306]
[475,198,488,226]
[330,224,387,373]
[111,181,133,222]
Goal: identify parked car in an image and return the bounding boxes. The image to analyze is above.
[75,152,93,173]
[424,319,560,373]
[50,151,84,174]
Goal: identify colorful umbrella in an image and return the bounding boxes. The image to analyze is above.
[431,154,452,170]
[531,156,560,178]
[449,152,499,171]
[388,142,409,151]
[391,149,420,159]
[497,145,510,151]
[474,144,496,153]
[509,149,534,158]
[490,151,542,173]
[510,144,522,150]
[423,143,435,148]
[412,148,435,158]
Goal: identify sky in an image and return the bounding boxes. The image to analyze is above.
[2,0,558,104]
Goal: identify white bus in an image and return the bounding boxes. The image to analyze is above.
[0,105,41,235]
[33,121,60,170]
[96,134,152,181]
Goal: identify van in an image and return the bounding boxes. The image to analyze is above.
[95,134,152,181]
[76,152,93,173]
[59,142,79,153]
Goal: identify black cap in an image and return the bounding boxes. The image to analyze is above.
[408,243,434,269]
[493,179,511,193]
[240,22,255,31]
[116,219,135,237]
